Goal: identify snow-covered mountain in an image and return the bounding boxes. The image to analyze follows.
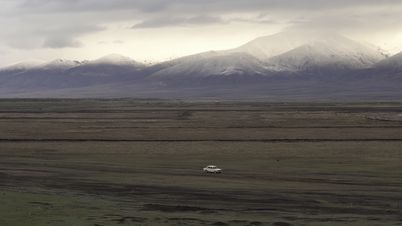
[375,51,402,70]
[149,31,312,81]
[0,32,400,100]
[231,31,313,60]
[65,54,146,83]
[149,51,271,82]
[267,34,386,72]
[0,59,87,89]
[41,59,85,70]
[0,54,145,92]
[0,61,44,72]
[147,32,387,81]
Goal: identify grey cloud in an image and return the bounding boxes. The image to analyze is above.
[42,37,82,48]
[1,0,402,64]
[17,0,172,13]
[8,0,402,30]
[285,9,402,35]
[4,23,105,50]
[230,17,279,25]
[37,25,106,42]
[132,16,225,29]
[15,0,402,14]
[7,36,43,50]
[98,40,125,45]
[132,14,281,29]
[8,0,401,37]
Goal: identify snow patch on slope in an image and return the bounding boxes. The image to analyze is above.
[151,52,270,79]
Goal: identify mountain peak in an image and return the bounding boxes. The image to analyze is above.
[267,35,386,71]
[232,31,386,64]
[92,54,141,66]
[233,31,332,60]
[228,31,386,72]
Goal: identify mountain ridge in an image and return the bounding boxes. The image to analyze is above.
[0,33,401,100]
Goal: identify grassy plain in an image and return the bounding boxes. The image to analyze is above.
[0,100,401,226]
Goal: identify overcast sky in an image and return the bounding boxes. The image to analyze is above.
[1,0,402,66]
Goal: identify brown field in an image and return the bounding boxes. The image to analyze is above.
[0,100,401,226]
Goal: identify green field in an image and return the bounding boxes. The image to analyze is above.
[0,100,401,226]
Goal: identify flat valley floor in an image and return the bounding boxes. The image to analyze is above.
[0,100,401,226]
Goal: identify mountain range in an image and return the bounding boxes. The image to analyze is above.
[1,31,401,100]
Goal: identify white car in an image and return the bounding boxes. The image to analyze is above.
[203,165,222,174]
